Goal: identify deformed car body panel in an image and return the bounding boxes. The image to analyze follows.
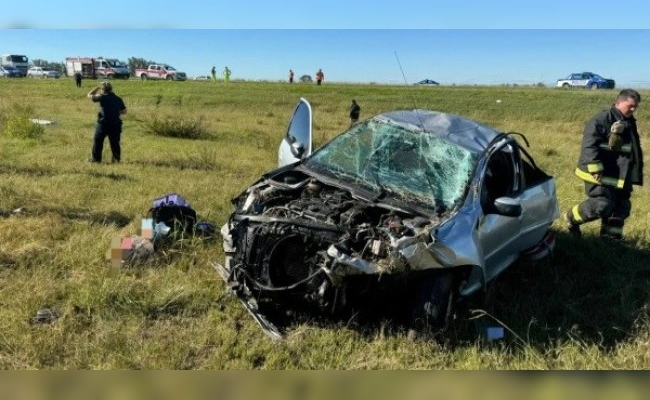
[217,98,559,338]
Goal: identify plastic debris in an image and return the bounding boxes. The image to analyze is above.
[32,308,59,324]
[30,119,55,126]
[486,326,505,340]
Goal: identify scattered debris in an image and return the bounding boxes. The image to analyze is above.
[0,207,26,218]
[30,119,56,126]
[195,221,216,238]
[486,326,505,341]
[32,307,59,324]
[106,193,213,268]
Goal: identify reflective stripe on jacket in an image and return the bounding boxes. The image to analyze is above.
[575,106,643,188]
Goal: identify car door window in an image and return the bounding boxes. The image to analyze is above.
[278,99,313,167]
[482,146,516,209]
[286,100,312,151]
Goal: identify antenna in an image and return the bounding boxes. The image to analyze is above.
[394,51,424,127]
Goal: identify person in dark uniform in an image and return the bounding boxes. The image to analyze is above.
[87,81,127,163]
[564,89,643,240]
[349,99,361,126]
[74,71,82,88]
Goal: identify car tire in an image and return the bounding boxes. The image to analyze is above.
[590,83,598,90]
[562,83,570,88]
[166,75,173,81]
[141,74,147,80]
[411,270,454,335]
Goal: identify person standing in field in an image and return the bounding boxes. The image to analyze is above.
[564,89,643,241]
[211,66,216,82]
[74,71,82,88]
[87,81,127,164]
[289,69,294,83]
[315,68,324,85]
[223,66,231,82]
[349,99,361,126]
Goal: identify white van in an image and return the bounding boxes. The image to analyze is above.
[94,57,130,79]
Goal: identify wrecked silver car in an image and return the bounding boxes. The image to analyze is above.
[215,98,559,339]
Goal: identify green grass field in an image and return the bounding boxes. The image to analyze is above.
[0,77,649,369]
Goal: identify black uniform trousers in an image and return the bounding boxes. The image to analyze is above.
[92,123,121,163]
[577,182,632,239]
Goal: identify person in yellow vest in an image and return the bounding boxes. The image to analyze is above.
[564,89,643,240]
[223,66,231,82]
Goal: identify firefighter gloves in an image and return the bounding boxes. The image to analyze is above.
[610,120,625,134]
[608,121,624,150]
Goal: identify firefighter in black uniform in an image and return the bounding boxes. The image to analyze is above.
[564,89,643,240]
[87,81,127,163]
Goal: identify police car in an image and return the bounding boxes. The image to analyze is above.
[556,72,615,89]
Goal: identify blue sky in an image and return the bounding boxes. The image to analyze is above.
[2,1,650,86]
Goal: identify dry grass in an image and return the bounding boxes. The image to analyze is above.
[0,78,648,369]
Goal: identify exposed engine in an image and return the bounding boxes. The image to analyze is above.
[221,170,444,313]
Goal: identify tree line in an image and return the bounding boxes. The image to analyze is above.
[30,57,159,76]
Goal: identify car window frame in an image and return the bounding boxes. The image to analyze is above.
[479,139,523,210]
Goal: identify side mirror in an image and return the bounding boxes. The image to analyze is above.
[290,141,305,159]
[493,197,522,217]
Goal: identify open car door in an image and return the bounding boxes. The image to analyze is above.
[278,98,313,168]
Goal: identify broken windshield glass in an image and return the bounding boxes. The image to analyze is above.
[304,119,478,211]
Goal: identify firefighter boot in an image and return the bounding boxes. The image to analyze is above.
[600,217,624,242]
[563,210,582,238]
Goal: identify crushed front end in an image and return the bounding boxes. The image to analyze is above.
[214,169,455,338]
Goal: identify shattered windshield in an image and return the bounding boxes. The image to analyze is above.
[304,118,478,211]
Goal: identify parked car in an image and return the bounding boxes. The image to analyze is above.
[0,65,22,77]
[556,72,615,89]
[415,79,440,86]
[215,98,560,339]
[299,74,312,83]
[135,64,187,81]
[26,66,61,79]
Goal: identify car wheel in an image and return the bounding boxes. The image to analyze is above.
[562,83,570,88]
[141,74,147,80]
[590,83,598,90]
[166,75,173,81]
[411,270,455,335]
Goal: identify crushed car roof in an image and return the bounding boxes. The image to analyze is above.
[376,110,502,154]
